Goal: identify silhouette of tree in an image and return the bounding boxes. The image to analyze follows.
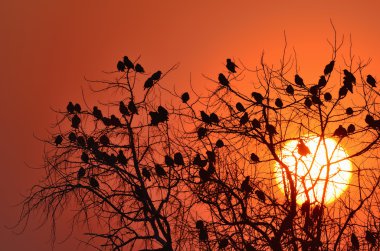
[16,28,380,250]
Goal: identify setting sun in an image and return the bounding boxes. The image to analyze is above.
[275,136,352,204]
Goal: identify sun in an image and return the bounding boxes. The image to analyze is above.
[274,136,352,204]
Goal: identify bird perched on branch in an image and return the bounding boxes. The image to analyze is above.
[295,74,305,87]
[297,139,311,156]
[324,60,335,76]
[226,58,238,73]
[218,73,229,86]
[367,74,377,87]
[333,125,347,138]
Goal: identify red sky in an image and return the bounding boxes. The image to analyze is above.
[1,1,380,250]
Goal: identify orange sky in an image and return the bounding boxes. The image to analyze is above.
[1,1,380,250]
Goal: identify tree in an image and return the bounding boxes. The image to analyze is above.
[15,30,380,250]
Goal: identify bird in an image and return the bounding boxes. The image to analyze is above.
[250,153,260,162]
[343,69,356,93]
[240,112,249,125]
[142,168,151,181]
[155,164,167,177]
[324,92,332,101]
[301,200,310,215]
[150,71,162,81]
[157,106,169,122]
[347,124,355,134]
[309,85,319,96]
[236,102,245,112]
[110,115,121,127]
[128,100,138,114]
[255,190,265,203]
[241,176,252,193]
[339,86,348,98]
[71,114,81,129]
[218,238,229,249]
[119,101,129,115]
[297,139,311,156]
[275,98,283,108]
[93,106,103,119]
[197,127,207,139]
[251,119,261,129]
[333,125,348,138]
[226,58,238,73]
[174,152,184,165]
[367,75,377,87]
[200,111,211,124]
[252,92,264,104]
[135,63,144,73]
[295,74,305,87]
[365,114,375,125]
[181,92,190,103]
[195,220,204,229]
[123,56,134,69]
[77,136,86,148]
[365,230,376,246]
[346,107,354,115]
[304,97,312,108]
[89,177,99,188]
[193,154,208,167]
[68,132,76,142]
[199,168,211,182]
[117,61,125,71]
[165,155,174,167]
[87,137,97,150]
[117,150,127,165]
[81,152,89,163]
[206,151,216,163]
[67,102,75,114]
[286,85,295,95]
[311,95,322,105]
[149,112,160,126]
[351,233,359,250]
[318,75,327,88]
[74,103,81,113]
[99,135,110,146]
[54,135,63,146]
[266,124,278,135]
[144,77,154,89]
[209,113,219,124]
[216,139,224,148]
[77,167,86,179]
[324,60,335,76]
[101,117,112,127]
[218,73,229,86]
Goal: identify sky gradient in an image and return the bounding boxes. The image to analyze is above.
[2,1,380,250]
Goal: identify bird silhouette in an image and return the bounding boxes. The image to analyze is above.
[275,98,283,108]
[77,167,85,179]
[74,103,81,113]
[117,61,125,71]
[266,124,278,135]
[365,114,375,125]
[311,95,322,105]
[117,150,127,165]
[99,135,110,146]
[324,92,332,101]
[255,190,265,203]
[155,164,167,177]
[218,238,229,249]
[119,101,129,115]
[135,63,144,73]
[123,56,134,69]
[324,60,335,76]
[87,137,98,150]
[199,168,211,182]
[333,125,348,138]
[195,220,204,229]
[77,136,86,148]
[193,154,208,167]
[298,139,311,156]
[165,155,174,167]
[241,176,252,193]
[128,100,138,114]
[55,135,63,145]
[200,111,211,124]
[67,102,75,114]
[251,119,261,129]
[157,106,169,122]
[216,139,224,148]
[226,58,238,73]
[71,114,81,129]
[295,74,305,87]
[236,102,245,112]
[206,151,216,164]
[89,177,99,188]
[309,85,319,96]
[151,71,162,81]
[174,152,184,165]
[144,77,154,89]
[304,97,312,108]
[365,230,376,246]
[209,113,219,124]
[346,107,354,115]
[339,86,348,98]
[318,75,327,88]
[347,124,355,134]
[110,115,121,127]
[101,117,112,127]
[367,75,377,87]
[218,73,229,86]
[250,153,260,162]
[181,92,190,103]
[197,127,207,139]
[252,92,264,104]
[93,106,103,119]
[142,168,151,181]
[286,85,295,95]
[240,112,249,125]
[301,200,310,216]
[343,69,356,93]
[351,233,359,250]
[68,132,76,142]
[81,152,89,163]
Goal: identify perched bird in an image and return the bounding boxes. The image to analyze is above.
[286,85,295,95]
[333,125,348,138]
[236,102,245,112]
[324,60,335,76]
[304,97,312,108]
[135,63,144,73]
[324,92,332,101]
[181,92,190,103]
[71,114,81,129]
[93,106,103,119]
[157,106,169,122]
[295,74,305,87]
[206,151,216,163]
[365,114,375,125]
[87,137,97,150]
[74,103,81,113]
[110,115,121,127]
[68,132,77,142]
[117,150,128,165]
[101,117,112,127]
[309,85,319,96]
[195,220,204,229]
[89,177,99,188]
[240,112,249,125]
[275,98,283,108]
[241,176,252,193]
[119,101,129,115]
[77,136,86,148]
[367,75,377,87]
[193,154,208,167]
[226,58,238,73]
[128,100,138,114]
[347,124,355,134]
[199,168,211,182]
[365,230,376,246]
[117,61,125,71]
[351,233,359,251]
[67,101,75,114]
[255,190,265,203]
[77,167,86,179]
[149,111,160,126]
[250,153,260,162]
[216,139,224,148]
[142,167,151,181]
[251,119,261,129]
[252,92,264,104]
[266,124,278,135]
[150,71,162,81]
[200,111,211,124]
[174,152,184,165]
[165,155,174,167]
[209,113,219,124]
[318,75,327,88]
[339,86,348,98]
[81,152,89,163]
[301,200,310,215]
[123,56,134,69]
[99,135,110,146]
[346,107,354,115]
[343,69,356,93]
[297,139,311,156]
[218,73,229,86]
[144,77,154,89]
[218,238,229,249]
[197,127,207,139]
[155,164,167,177]
[311,95,322,105]
[54,135,63,146]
